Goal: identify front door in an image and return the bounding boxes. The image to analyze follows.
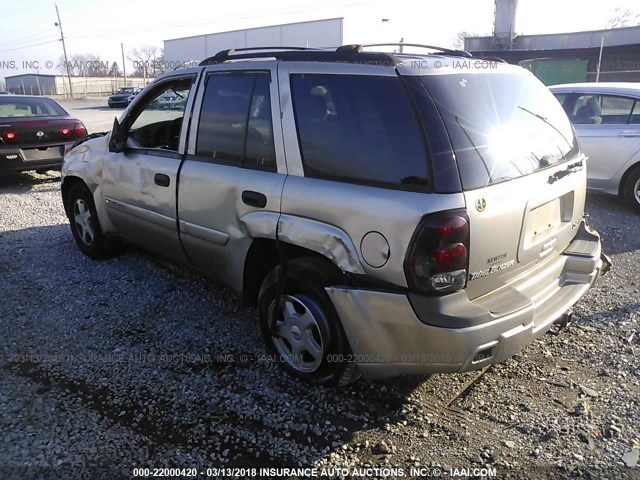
[102,75,198,261]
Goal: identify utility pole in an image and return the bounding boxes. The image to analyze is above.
[55,3,73,98]
[121,43,127,86]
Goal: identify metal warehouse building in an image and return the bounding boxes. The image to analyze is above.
[466,25,640,84]
[164,17,392,66]
[464,0,640,84]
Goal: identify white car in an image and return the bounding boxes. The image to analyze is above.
[550,82,640,211]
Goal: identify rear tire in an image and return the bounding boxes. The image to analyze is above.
[623,166,640,212]
[258,256,360,387]
[66,183,121,259]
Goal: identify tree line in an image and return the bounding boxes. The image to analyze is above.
[58,46,165,77]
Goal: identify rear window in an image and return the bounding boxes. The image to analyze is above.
[421,70,579,190]
[291,74,431,190]
[0,97,67,118]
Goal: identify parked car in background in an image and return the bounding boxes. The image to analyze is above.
[0,94,87,173]
[62,45,609,386]
[550,83,640,211]
[108,87,142,108]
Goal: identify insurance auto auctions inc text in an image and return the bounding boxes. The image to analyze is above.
[199,466,497,478]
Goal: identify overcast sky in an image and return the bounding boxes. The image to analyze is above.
[0,0,638,81]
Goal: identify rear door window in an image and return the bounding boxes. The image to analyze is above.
[569,94,636,125]
[290,74,431,190]
[196,73,276,171]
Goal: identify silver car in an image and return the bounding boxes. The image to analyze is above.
[61,45,609,386]
[550,82,640,211]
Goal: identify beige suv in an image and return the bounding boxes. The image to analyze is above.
[61,45,610,386]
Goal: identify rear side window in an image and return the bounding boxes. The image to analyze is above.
[290,74,431,190]
[569,94,636,125]
[196,73,276,171]
[0,97,67,118]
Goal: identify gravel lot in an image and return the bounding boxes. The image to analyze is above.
[0,99,638,480]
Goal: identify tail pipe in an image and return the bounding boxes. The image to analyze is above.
[600,252,612,276]
[554,309,574,330]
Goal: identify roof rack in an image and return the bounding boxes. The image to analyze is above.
[198,43,471,67]
[337,43,472,58]
[200,46,323,65]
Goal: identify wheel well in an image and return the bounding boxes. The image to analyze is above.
[61,176,87,217]
[618,162,640,196]
[242,238,342,306]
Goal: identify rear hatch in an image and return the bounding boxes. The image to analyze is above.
[420,67,585,300]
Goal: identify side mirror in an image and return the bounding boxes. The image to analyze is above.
[108,117,126,153]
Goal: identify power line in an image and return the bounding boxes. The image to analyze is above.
[0,32,56,47]
[0,39,59,54]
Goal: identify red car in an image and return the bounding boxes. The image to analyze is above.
[0,95,87,174]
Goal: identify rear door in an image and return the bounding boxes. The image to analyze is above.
[421,68,585,300]
[178,64,286,293]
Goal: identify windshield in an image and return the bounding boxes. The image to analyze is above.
[420,70,579,190]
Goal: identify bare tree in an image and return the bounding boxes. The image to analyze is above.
[128,46,165,78]
[57,53,110,76]
[452,31,477,50]
[108,62,122,77]
[606,8,640,28]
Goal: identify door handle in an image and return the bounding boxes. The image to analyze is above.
[154,173,170,187]
[241,190,267,208]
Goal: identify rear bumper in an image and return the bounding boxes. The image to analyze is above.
[327,221,607,380]
[0,144,70,172]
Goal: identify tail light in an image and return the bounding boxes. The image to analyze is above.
[2,130,18,143]
[73,122,87,137]
[60,126,72,139]
[404,210,470,294]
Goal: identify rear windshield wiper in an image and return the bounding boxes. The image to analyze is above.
[517,105,573,150]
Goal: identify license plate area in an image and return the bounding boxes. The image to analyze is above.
[21,146,65,161]
[522,192,574,250]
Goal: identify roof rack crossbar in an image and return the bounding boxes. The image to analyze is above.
[337,43,472,58]
[202,46,323,65]
[199,49,399,66]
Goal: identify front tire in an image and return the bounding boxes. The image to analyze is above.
[258,257,360,387]
[66,183,120,259]
[623,166,640,212]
